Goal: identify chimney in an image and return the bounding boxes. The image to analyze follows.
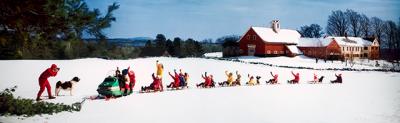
[344,32,348,39]
[271,20,280,33]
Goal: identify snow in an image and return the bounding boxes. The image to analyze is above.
[298,37,373,47]
[205,52,396,70]
[298,38,330,47]
[332,36,373,47]
[237,55,398,70]
[286,45,302,54]
[1,57,400,123]
[251,27,300,44]
[204,52,223,58]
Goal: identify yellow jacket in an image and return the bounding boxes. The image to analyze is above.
[225,71,234,86]
[156,63,163,76]
[248,78,256,85]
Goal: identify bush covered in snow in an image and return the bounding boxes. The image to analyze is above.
[0,86,80,117]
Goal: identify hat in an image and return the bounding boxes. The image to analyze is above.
[51,64,58,69]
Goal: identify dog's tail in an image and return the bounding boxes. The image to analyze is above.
[56,81,62,88]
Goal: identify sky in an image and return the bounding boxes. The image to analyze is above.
[86,0,400,41]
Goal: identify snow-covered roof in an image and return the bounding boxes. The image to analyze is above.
[298,37,373,47]
[330,37,372,47]
[298,38,330,47]
[286,45,303,54]
[252,27,300,44]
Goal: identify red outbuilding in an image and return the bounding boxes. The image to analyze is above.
[238,20,301,57]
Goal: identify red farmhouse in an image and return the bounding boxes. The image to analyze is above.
[239,20,301,57]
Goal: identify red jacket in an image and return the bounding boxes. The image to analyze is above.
[128,70,136,84]
[152,74,162,90]
[313,73,317,80]
[292,72,299,82]
[203,75,212,86]
[169,72,180,87]
[39,68,58,81]
[273,74,278,81]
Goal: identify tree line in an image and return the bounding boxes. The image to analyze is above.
[0,0,221,59]
[0,0,121,59]
[298,9,400,60]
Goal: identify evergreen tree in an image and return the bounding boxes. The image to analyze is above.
[173,37,182,57]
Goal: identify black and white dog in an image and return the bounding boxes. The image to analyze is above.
[55,77,80,96]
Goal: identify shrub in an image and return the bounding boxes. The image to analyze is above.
[0,86,81,117]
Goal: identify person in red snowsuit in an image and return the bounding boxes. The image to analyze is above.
[288,71,300,84]
[167,70,180,89]
[267,72,278,84]
[128,67,136,90]
[141,73,163,92]
[36,64,59,101]
[197,72,212,88]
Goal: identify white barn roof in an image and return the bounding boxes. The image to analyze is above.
[298,38,329,47]
[330,37,372,47]
[251,27,300,44]
[298,37,373,47]
[286,45,303,54]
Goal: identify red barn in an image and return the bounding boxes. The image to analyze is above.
[239,20,301,57]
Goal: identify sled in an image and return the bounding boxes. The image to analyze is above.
[166,86,189,91]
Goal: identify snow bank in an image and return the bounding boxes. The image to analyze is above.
[204,52,223,58]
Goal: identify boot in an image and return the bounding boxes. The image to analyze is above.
[49,96,56,99]
[36,97,42,101]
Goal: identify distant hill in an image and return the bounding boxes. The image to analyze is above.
[84,37,153,47]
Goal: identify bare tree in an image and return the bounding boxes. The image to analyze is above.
[371,17,384,43]
[299,24,324,38]
[359,14,370,38]
[345,9,362,37]
[383,20,398,60]
[397,18,400,60]
[327,10,348,36]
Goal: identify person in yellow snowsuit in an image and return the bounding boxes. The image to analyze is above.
[246,74,256,86]
[156,60,163,78]
[225,71,234,86]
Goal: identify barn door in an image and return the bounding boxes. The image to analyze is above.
[248,44,256,56]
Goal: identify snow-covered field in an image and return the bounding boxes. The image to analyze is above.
[1,57,400,123]
[205,52,399,70]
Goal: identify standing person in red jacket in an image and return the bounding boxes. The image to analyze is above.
[36,64,59,101]
[288,71,300,84]
[128,67,136,91]
[166,69,181,89]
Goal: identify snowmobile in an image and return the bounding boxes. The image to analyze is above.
[96,76,133,98]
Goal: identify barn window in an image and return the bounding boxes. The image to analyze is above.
[280,51,284,54]
[267,50,271,54]
[247,35,251,40]
[252,35,257,40]
[274,51,278,54]
[342,47,344,51]
[347,47,349,51]
[364,47,368,50]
